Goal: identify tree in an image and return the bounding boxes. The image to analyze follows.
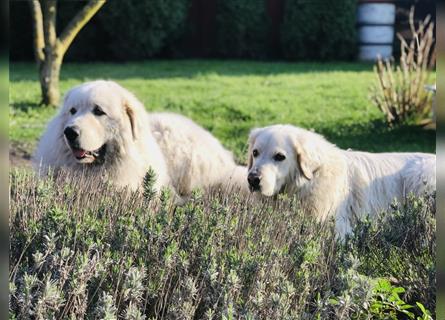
[29,0,105,106]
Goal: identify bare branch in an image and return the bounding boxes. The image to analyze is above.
[59,0,106,55]
[42,0,57,49]
[29,0,45,63]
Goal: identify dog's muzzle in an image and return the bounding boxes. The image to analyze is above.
[248,172,261,192]
[64,126,107,164]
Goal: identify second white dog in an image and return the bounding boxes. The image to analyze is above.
[247,125,436,236]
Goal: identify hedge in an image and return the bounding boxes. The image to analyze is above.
[215,0,270,59]
[99,0,190,60]
[11,0,358,61]
[281,0,357,60]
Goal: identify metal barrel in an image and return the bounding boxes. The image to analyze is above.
[357,1,396,61]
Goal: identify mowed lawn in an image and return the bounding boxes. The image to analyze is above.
[9,60,435,163]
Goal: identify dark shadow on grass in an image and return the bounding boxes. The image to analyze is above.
[10,102,41,112]
[318,120,436,153]
[10,60,374,82]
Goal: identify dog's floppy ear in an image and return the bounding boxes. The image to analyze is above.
[247,128,261,170]
[110,80,143,141]
[124,100,137,140]
[293,139,317,180]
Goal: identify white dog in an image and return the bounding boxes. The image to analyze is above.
[33,80,247,198]
[247,125,436,236]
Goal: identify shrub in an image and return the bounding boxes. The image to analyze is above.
[97,0,190,60]
[9,169,435,319]
[347,192,436,314]
[281,0,357,60]
[215,0,270,59]
[370,11,436,125]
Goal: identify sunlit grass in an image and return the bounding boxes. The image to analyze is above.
[9,61,435,162]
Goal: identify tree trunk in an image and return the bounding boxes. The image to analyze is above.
[29,0,106,106]
[39,53,62,106]
[40,0,59,106]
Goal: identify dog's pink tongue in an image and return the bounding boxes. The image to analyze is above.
[73,149,86,158]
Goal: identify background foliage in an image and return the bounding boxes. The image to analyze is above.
[281,0,357,60]
[215,0,270,59]
[10,0,358,61]
[11,0,191,62]
[99,0,190,61]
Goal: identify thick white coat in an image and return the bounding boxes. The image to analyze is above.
[34,80,247,198]
[247,125,436,236]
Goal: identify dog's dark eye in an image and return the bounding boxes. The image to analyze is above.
[93,105,106,116]
[273,153,286,162]
[69,107,77,115]
[253,149,259,157]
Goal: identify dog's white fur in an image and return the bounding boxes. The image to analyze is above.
[247,125,436,236]
[149,113,247,196]
[33,80,247,198]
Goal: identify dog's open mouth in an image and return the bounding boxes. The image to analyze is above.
[71,144,106,164]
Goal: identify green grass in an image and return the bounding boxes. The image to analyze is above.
[9,61,435,162]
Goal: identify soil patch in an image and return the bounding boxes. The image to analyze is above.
[9,143,32,168]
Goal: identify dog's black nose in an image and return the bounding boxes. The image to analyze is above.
[248,172,261,190]
[64,126,79,142]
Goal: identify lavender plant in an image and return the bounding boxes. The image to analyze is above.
[9,169,435,319]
